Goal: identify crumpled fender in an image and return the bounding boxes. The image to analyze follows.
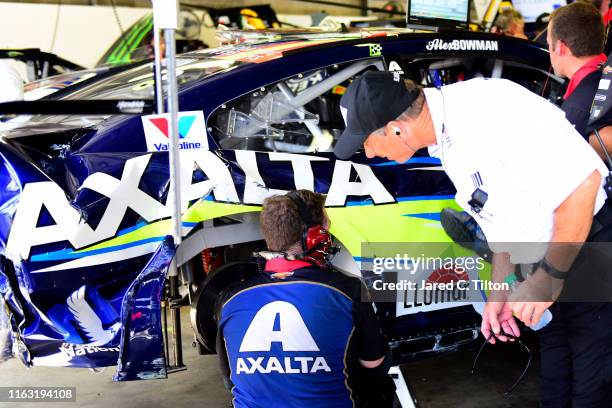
[114,237,174,381]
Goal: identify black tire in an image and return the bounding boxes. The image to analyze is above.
[190,261,258,353]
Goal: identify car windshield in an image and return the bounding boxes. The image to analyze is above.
[0,56,242,134]
[64,57,241,100]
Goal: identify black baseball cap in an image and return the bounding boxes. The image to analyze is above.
[334,71,419,160]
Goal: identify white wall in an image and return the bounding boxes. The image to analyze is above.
[0,2,150,68]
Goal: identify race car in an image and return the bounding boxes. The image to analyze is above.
[0,30,565,380]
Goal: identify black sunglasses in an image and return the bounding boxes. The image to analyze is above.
[471,331,533,395]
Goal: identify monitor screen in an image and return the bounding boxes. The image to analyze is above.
[408,0,470,29]
[512,0,561,23]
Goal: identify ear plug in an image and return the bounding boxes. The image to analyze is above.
[393,127,401,136]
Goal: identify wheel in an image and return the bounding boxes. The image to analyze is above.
[190,261,258,353]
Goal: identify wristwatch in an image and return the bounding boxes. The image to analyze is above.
[538,258,569,280]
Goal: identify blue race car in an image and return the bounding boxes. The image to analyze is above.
[0,30,564,380]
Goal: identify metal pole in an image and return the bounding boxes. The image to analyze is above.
[153,27,164,114]
[292,0,404,16]
[152,0,183,369]
[361,0,368,17]
[165,27,184,368]
[164,29,182,252]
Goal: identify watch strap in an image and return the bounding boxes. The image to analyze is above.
[539,258,569,280]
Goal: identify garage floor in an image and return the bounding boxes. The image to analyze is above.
[0,307,231,408]
[0,308,540,408]
[404,334,540,407]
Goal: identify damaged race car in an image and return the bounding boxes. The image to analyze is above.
[0,30,564,380]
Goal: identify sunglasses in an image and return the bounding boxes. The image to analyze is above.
[471,331,533,395]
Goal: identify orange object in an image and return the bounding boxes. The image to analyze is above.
[332,85,347,95]
[201,248,222,274]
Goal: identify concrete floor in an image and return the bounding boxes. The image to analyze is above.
[0,307,232,408]
[0,308,540,408]
[404,335,540,407]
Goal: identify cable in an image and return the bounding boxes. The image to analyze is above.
[110,0,125,37]
[594,129,612,169]
[49,0,62,53]
[540,66,552,99]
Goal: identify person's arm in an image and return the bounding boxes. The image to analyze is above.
[589,126,612,163]
[215,298,233,391]
[216,326,233,390]
[352,282,388,368]
[509,170,601,325]
[549,170,599,259]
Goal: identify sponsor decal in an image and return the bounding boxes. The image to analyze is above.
[117,100,146,114]
[236,301,331,375]
[6,151,394,260]
[59,343,120,357]
[402,266,468,310]
[397,260,483,316]
[141,111,208,152]
[603,65,612,75]
[67,286,120,346]
[369,43,383,57]
[595,93,607,102]
[425,39,499,52]
[388,61,404,74]
[599,79,611,90]
[287,70,325,94]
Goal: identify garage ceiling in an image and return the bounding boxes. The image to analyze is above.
[0,0,387,16]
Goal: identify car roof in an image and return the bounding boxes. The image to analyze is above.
[184,29,548,66]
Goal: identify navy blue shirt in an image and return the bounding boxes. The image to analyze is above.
[561,70,603,140]
[216,261,387,408]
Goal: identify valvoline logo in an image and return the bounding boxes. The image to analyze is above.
[141,111,208,152]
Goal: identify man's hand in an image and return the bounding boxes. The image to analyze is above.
[508,300,553,327]
[508,268,561,326]
[481,292,521,344]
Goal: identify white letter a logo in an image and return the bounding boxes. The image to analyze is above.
[239,301,319,352]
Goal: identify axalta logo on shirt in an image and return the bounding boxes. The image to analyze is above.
[236,301,331,375]
[141,110,208,152]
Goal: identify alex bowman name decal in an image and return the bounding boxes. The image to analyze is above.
[426,39,499,52]
[142,110,208,152]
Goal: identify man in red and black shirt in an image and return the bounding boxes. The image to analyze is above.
[549,2,612,159]
[537,4,612,406]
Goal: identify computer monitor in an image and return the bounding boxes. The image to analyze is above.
[512,0,561,23]
[407,0,470,31]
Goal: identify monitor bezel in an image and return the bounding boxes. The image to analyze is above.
[406,0,471,31]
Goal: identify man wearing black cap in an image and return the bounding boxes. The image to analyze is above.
[335,70,612,406]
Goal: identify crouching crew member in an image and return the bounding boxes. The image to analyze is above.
[215,190,391,408]
[334,71,612,407]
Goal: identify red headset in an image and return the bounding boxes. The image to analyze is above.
[285,191,334,267]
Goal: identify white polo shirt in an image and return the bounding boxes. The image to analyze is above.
[424,78,608,263]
